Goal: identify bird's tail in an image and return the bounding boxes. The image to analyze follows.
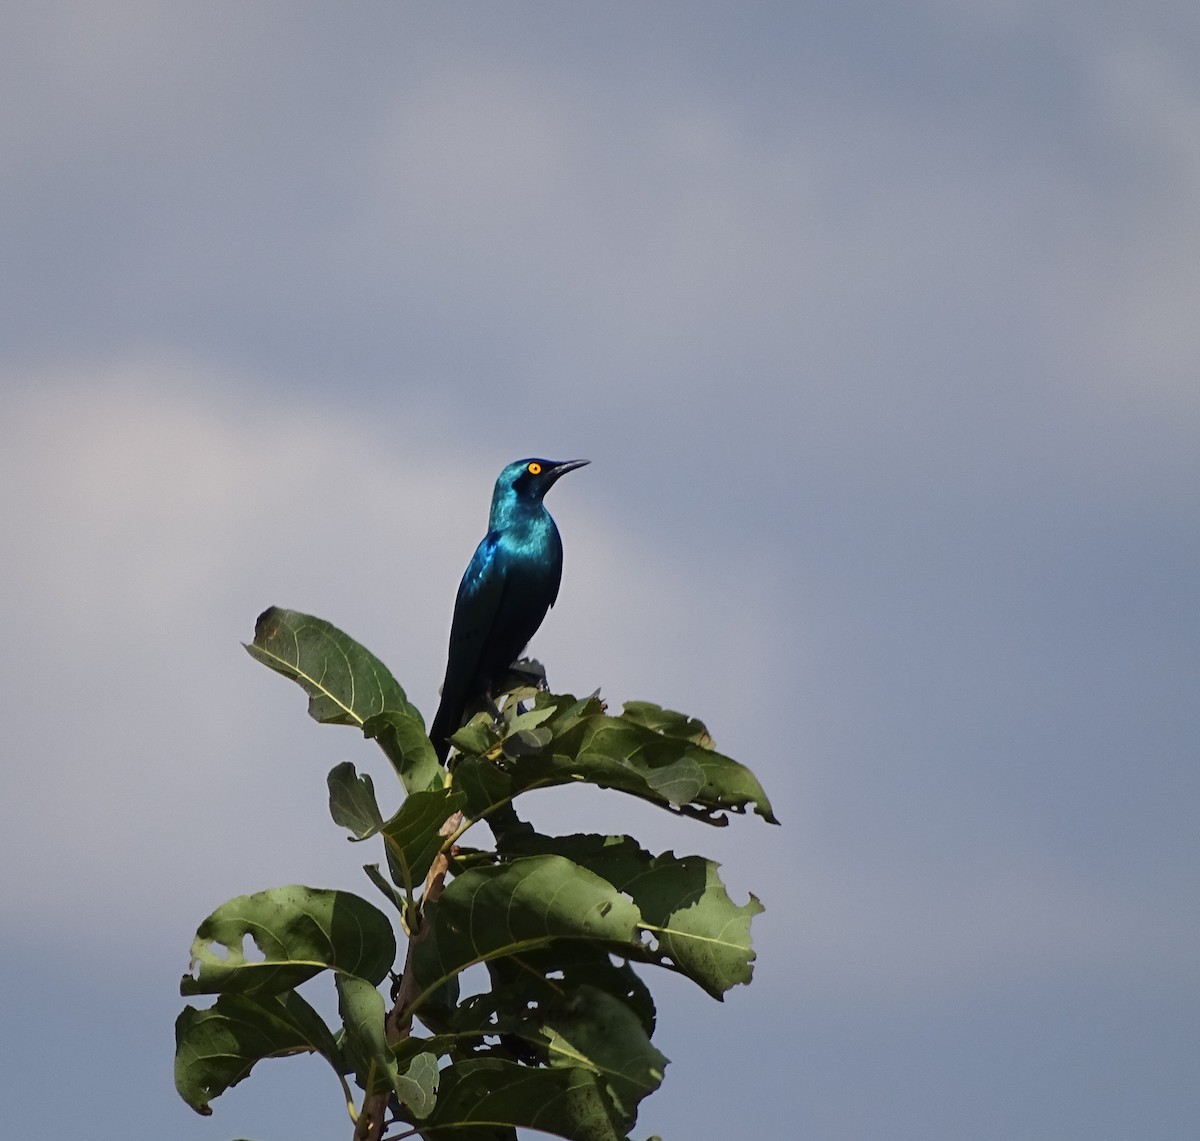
[428,677,468,764]
[428,703,454,764]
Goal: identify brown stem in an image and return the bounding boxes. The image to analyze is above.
[353,812,463,1141]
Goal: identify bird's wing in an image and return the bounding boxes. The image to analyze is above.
[451,531,507,650]
[429,532,509,758]
[446,532,511,694]
[545,519,565,609]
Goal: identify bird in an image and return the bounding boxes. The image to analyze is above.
[429,457,589,762]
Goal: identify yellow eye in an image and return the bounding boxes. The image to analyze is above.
[527,462,542,475]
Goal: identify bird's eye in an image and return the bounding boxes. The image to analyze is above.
[527,462,542,475]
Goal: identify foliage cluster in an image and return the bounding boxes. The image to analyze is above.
[175,607,776,1141]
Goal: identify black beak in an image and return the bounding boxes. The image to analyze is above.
[545,459,590,482]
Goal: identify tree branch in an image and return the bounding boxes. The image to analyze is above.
[353,811,462,1141]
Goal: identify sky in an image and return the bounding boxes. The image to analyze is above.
[2,2,1198,1139]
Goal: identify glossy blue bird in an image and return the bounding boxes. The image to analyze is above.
[430,458,589,762]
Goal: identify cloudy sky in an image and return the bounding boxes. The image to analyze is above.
[2,3,1197,1139]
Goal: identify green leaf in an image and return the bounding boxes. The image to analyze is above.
[327,761,384,840]
[419,1123,515,1141]
[498,701,557,755]
[542,985,668,1125]
[619,701,715,748]
[393,1035,466,1068]
[397,1051,440,1118]
[537,691,607,731]
[454,702,777,827]
[336,974,393,1095]
[378,787,466,897]
[247,607,416,727]
[566,713,777,823]
[446,712,498,758]
[363,708,445,795]
[362,863,408,915]
[450,980,664,1128]
[509,834,763,999]
[410,856,643,1014]
[336,975,439,1116]
[181,886,396,996]
[474,944,657,1039]
[423,1058,625,1141]
[175,991,343,1115]
[447,986,539,1043]
[504,704,557,734]
[248,608,446,794]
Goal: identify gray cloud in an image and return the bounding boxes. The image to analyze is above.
[2,3,1198,1138]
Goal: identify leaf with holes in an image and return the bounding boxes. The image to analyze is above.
[541,984,668,1125]
[448,981,665,1128]
[453,697,777,827]
[474,943,657,1040]
[507,834,763,999]
[181,885,395,997]
[175,990,344,1115]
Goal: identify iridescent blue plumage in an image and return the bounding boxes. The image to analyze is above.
[430,458,588,761]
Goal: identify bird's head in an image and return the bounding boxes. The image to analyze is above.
[491,458,589,515]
